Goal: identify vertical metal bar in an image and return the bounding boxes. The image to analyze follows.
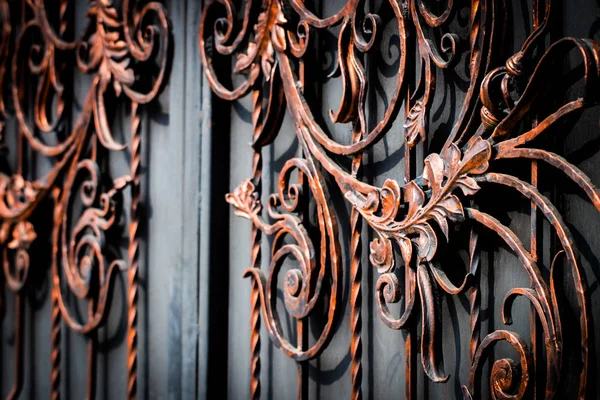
[127,102,142,399]
[249,88,263,400]
[51,236,61,400]
[349,0,369,386]
[51,0,68,393]
[297,319,307,400]
[530,158,539,400]
[50,184,65,400]
[404,88,416,400]
[16,0,25,177]
[404,236,417,400]
[50,287,61,400]
[349,207,363,400]
[296,65,309,400]
[468,229,480,364]
[530,9,541,397]
[350,124,364,400]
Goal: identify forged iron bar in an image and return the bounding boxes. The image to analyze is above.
[250,88,263,400]
[127,102,142,399]
[51,186,62,400]
[349,133,363,400]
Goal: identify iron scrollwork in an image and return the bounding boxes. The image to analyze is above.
[0,0,170,398]
[200,0,600,399]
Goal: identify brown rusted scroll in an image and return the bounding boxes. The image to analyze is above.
[0,0,170,398]
[200,0,600,399]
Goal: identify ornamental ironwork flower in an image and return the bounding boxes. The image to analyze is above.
[225,179,262,220]
[8,221,37,250]
[9,174,36,205]
[234,6,287,81]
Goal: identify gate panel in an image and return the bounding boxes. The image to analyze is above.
[199,0,600,399]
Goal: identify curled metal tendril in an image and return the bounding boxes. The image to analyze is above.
[54,160,129,335]
[204,0,600,397]
[229,152,341,361]
[0,0,170,398]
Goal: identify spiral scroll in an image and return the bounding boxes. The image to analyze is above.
[230,149,342,362]
[0,0,170,397]
[201,0,600,398]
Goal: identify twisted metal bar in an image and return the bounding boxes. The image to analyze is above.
[59,0,67,37]
[350,124,363,400]
[530,8,543,392]
[349,210,362,400]
[404,94,416,400]
[50,278,61,400]
[468,229,480,364]
[296,68,308,400]
[468,285,480,362]
[0,0,169,397]
[530,150,540,398]
[50,3,68,397]
[51,269,61,400]
[297,318,307,400]
[202,0,600,397]
[249,88,263,400]
[127,102,142,399]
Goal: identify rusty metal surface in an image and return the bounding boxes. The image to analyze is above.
[0,0,170,398]
[200,0,600,399]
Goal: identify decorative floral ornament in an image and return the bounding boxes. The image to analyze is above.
[201,0,600,398]
[7,221,36,250]
[359,136,491,274]
[225,179,262,219]
[0,0,171,398]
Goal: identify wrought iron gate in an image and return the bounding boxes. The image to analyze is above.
[2,0,600,399]
[199,0,600,399]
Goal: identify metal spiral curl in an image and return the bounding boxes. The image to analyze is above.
[202,0,600,398]
[0,0,170,398]
[229,154,341,362]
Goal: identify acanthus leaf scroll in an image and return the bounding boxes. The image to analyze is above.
[200,0,600,399]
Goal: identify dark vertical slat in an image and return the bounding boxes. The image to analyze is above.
[206,93,231,399]
[6,295,23,400]
[87,330,97,400]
